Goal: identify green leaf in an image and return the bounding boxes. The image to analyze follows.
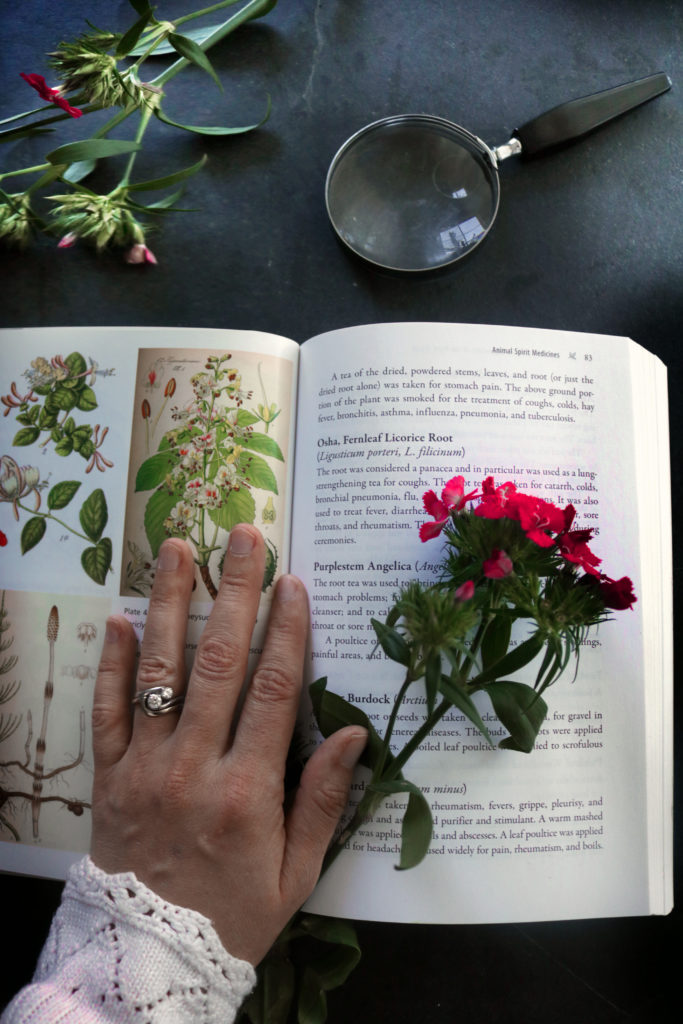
[51,387,78,412]
[37,406,57,430]
[81,538,112,585]
[242,951,295,1024]
[473,630,546,686]
[79,488,108,543]
[239,432,284,461]
[20,517,46,554]
[129,23,222,56]
[371,619,410,666]
[127,0,152,15]
[135,452,173,491]
[116,6,154,57]
[296,916,360,987]
[77,386,98,412]
[368,779,433,870]
[237,451,278,494]
[12,426,40,446]
[155,94,271,135]
[485,680,548,753]
[47,139,142,165]
[62,159,97,184]
[236,409,259,427]
[309,677,383,773]
[54,435,74,456]
[168,31,223,90]
[298,968,327,1024]
[438,674,494,746]
[64,351,88,378]
[424,649,441,715]
[481,614,512,671]
[127,154,208,192]
[144,488,179,558]
[207,486,256,533]
[47,481,81,510]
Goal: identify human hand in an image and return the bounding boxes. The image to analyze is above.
[90,525,367,965]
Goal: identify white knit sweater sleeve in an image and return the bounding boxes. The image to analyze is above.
[1,856,256,1024]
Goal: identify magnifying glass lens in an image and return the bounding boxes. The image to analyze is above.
[326,117,499,271]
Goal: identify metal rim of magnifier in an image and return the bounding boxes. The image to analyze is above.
[325,114,502,273]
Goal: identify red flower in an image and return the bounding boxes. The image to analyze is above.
[20,73,82,118]
[454,580,475,601]
[0,530,7,547]
[557,530,602,576]
[483,549,513,579]
[474,476,517,519]
[419,475,478,541]
[513,493,566,547]
[598,575,637,610]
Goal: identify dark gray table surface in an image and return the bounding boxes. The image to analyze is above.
[1,2,681,1020]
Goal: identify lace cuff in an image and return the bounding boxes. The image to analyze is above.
[2,856,256,1023]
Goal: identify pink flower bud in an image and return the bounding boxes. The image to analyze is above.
[483,549,513,579]
[454,580,475,601]
[58,233,77,249]
[125,243,158,265]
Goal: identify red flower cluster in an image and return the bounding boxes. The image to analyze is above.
[419,474,636,609]
[20,73,82,118]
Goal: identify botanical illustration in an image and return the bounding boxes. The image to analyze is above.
[0,596,92,844]
[0,456,113,585]
[124,348,291,602]
[2,351,115,469]
[1,349,115,585]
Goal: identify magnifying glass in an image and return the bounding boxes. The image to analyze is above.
[325,73,671,272]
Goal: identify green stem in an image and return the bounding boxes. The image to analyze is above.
[0,164,50,183]
[150,0,274,88]
[175,0,243,26]
[16,501,91,544]
[118,106,153,187]
[0,104,56,127]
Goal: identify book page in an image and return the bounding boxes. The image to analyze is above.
[0,326,299,877]
[291,322,669,923]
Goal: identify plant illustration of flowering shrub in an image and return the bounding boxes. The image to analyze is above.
[134,353,283,599]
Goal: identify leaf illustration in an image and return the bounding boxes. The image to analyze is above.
[79,489,108,542]
[47,481,81,510]
[135,451,173,491]
[20,517,46,554]
[81,538,112,585]
[144,488,179,558]
[76,386,98,411]
[207,487,255,533]
[237,452,278,494]
[12,426,40,446]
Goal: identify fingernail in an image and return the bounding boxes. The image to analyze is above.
[158,540,181,572]
[104,617,121,644]
[229,525,256,557]
[276,574,301,602]
[339,729,368,769]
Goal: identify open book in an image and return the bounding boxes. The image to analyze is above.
[0,322,672,923]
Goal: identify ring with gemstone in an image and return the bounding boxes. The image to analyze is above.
[132,685,184,717]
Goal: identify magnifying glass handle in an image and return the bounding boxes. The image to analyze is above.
[513,72,671,156]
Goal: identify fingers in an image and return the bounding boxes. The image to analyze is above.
[92,614,137,772]
[179,524,265,752]
[130,539,195,749]
[281,727,367,899]
[231,573,309,774]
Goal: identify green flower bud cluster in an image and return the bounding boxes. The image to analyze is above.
[48,191,146,251]
[0,193,34,247]
[49,32,158,110]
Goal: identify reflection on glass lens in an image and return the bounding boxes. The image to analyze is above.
[326,117,499,271]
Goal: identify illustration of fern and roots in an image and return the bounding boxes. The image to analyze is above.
[135,354,283,600]
[0,599,90,842]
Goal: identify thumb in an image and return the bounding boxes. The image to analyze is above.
[281,727,367,902]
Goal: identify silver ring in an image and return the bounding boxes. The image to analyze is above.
[132,685,184,717]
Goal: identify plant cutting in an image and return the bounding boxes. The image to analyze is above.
[240,473,636,1023]
[0,0,278,261]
